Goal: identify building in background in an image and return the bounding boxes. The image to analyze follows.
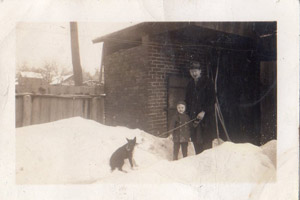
[18,71,45,86]
[93,22,276,145]
[50,74,74,86]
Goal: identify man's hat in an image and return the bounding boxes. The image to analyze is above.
[189,61,203,70]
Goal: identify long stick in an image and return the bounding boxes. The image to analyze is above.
[214,51,231,141]
[215,103,220,141]
[216,103,231,141]
[159,118,197,137]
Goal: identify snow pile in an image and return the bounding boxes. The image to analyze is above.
[16,117,194,184]
[249,145,298,200]
[16,117,280,199]
[99,142,275,184]
[260,140,277,167]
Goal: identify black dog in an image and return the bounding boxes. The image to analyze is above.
[109,137,137,173]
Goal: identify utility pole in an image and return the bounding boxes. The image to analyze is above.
[70,22,83,86]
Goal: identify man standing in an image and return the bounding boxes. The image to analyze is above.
[185,61,216,154]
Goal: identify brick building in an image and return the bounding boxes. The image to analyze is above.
[93,22,276,145]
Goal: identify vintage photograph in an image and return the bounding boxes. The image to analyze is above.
[0,0,297,199]
[15,22,278,191]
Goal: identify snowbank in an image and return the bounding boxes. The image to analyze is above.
[261,140,277,167]
[100,141,275,184]
[16,117,281,199]
[249,145,298,200]
[16,117,194,184]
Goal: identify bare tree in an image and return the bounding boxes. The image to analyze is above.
[39,61,59,84]
[82,71,91,82]
[17,61,72,85]
[16,62,35,75]
[92,68,100,81]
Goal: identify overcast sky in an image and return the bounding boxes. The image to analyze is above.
[16,22,137,74]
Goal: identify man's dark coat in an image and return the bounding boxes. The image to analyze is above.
[185,76,216,147]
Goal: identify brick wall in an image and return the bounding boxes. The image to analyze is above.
[104,45,149,130]
[103,35,211,135]
[146,34,210,135]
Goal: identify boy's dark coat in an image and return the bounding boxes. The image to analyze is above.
[169,112,191,143]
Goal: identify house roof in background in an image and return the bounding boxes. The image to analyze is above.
[20,72,43,79]
[50,74,73,85]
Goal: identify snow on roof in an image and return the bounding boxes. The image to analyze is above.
[20,71,43,79]
[50,74,73,85]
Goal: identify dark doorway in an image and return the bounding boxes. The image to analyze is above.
[166,75,189,137]
[166,52,276,145]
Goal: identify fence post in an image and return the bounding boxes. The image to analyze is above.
[91,97,98,121]
[98,97,105,123]
[23,95,32,126]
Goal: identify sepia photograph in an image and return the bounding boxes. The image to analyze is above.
[0,1,299,200]
[16,21,277,186]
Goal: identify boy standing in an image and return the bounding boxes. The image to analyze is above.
[169,101,191,160]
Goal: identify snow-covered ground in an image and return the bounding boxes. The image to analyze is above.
[16,117,194,184]
[16,117,296,199]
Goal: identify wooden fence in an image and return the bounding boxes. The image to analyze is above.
[15,85,105,128]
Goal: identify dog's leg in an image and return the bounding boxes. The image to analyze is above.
[128,156,134,168]
[118,166,127,173]
[133,158,138,167]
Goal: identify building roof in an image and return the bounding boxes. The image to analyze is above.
[50,74,73,85]
[92,22,261,44]
[92,22,276,59]
[20,71,43,79]
[92,22,194,44]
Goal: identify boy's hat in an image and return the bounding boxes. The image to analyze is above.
[177,100,186,106]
